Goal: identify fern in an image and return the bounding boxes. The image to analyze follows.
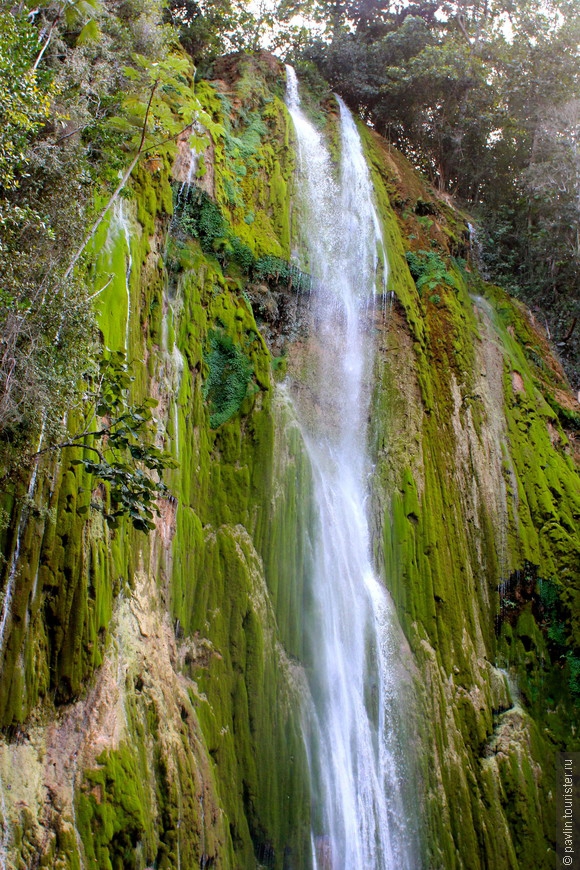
[203,330,254,428]
[405,249,456,294]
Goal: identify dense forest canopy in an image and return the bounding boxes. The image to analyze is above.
[0,0,579,492]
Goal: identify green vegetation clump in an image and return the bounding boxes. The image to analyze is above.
[203,330,254,428]
[538,578,580,699]
[405,249,456,295]
[176,185,310,291]
[254,254,312,293]
[177,185,256,269]
[545,394,580,431]
[220,106,268,208]
[178,185,226,251]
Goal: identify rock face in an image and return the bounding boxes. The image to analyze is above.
[0,52,578,869]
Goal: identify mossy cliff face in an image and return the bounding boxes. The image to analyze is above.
[0,54,311,869]
[362,126,580,868]
[0,52,578,870]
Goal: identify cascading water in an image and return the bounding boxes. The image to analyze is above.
[180,145,199,194]
[285,66,414,870]
[0,770,8,870]
[110,199,133,352]
[0,423,45,672]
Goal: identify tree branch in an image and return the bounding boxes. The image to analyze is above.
[64,79,159,280]
[558,317,577,346]
[32,17,59,71]
[54,124,90,144]
[455,14,472,48]
[140,121,198,157]
[29,441,105,462]
[31,1,67,72]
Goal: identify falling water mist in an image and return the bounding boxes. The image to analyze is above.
[285,66,415,870]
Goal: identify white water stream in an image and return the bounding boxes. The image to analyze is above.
[181,146,199,196]
[0,770,8,870]
[0,422,45,672]
[110,199,133,352]
[285,66,413,870]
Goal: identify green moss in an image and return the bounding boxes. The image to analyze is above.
[4,48,579,870]
[78,744,154,870]
[361,102,580,870]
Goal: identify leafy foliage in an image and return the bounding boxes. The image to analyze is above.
[202,330,254,428]
[0,13,53,194]
[177,185,227,251]
[0,265,94,470]
[481,98,580,382]
[254,255,311,292]
[63,351,177,532]
[163,0,286,63]
[0,5,96,469]
[177,184,256,269]
[405,249,456,294]
[110,51,211,157]
[538,578,580,700]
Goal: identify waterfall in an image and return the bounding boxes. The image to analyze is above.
[110,199,133,352]
[181,145,199,194]
[0,422,45,672]
[285,66,414,870]
[175,119,203,210]
[0,770,8,870]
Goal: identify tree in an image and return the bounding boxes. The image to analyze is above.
[526,100,580,283]
[0,11,53,194]
[163,0,262,61]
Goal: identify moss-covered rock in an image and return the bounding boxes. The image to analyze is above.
[0,50,578,870]
[365,114,579,868]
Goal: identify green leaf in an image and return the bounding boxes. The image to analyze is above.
[123,66,142,82]
[107,116,135,134]
[76,18,100,45]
